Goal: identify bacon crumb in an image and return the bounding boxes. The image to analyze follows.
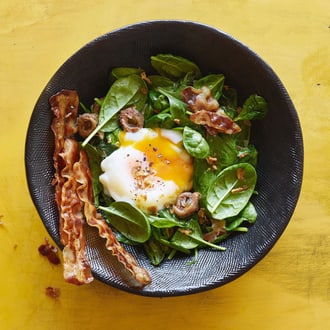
[231,185,249,194]
[140,72,152,85]
[178,228,192,235]
[38,238,61,265]
[45,287,60,299]
[237,168,245,180]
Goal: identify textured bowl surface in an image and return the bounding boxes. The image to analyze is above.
[25,20,303,296]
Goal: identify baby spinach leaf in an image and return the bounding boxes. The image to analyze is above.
[114,231,140,245]
[151,54,201,79]
[145,112,175,129]
[219,86,238,118]
[183,126,210,159]
[171,218,226,251]
[182,232,227,251]
[206,163,257,220]
[82,74,147,146]
[110,67,144,81]
[148,75,174,89]
[143,235,167,266]
[194,169,217,208]
[220,86,238,108]
[158,238,191,255]
[99,201,151,243]
[156,87,189,126]
[100,115,120,133]
[234,120,251,147]
[170,218,202,250]
[192,157,210,190]
[207,134,238,170]
[125,76,148,111]
[237,145,258,166]
[235,94,268,121]
[148,214,185,228]
[148,90,170,110]
[194,74,225,100]
[241,201,258,224]
[225,202,257,231]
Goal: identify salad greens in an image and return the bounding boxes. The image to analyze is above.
[80,53,268,266]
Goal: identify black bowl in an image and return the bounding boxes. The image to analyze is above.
[25,20,303,296]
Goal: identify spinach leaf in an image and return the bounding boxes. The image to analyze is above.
[237,144,258,166]
[207,134,238,170]
[240,201,258,224]
[194,74,225,100]
[110,67,144,81]
[194,169,217,208]
[156,87,189,126]
[143,234,167,266]
[100,115,120,133]
[183,126,210,159]
[206,163,257,219]
[148,75,174,89]
[219,86,238,118]
[225,201,257,231]
[82,74,147,146]
[125,76,148,111]
[151,54,201,79]
[145,112,175,129]
[99,201,151,243]
[148,214,185,228]
[235,94,268,121]
[171,218,226,251]
[148,90,170,110]
[170,218,202,250]
[234,120,251,147]
[158,238,191,255]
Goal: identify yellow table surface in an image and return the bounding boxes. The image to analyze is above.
[1,1,329,329]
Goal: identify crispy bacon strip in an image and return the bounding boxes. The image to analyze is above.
[51,90,93,285]
[74,150,151,288]
[59,138,93,285]
[50,90,79,244]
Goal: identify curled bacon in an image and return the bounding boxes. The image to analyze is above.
[74,150,151,288]
[59,138,93,285]
[190,109,241,135]
[51,90,93,285]
[50,90,79,240]
[181,86,241,135]
[181,86,219,112]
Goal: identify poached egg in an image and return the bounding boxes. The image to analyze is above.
[99,128,194,214]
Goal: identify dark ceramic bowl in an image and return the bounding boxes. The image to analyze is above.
[25,20,303,296]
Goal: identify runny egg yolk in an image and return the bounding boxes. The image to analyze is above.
[99,128,194,214]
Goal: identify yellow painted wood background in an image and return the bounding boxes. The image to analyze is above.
[1,1,329,329]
